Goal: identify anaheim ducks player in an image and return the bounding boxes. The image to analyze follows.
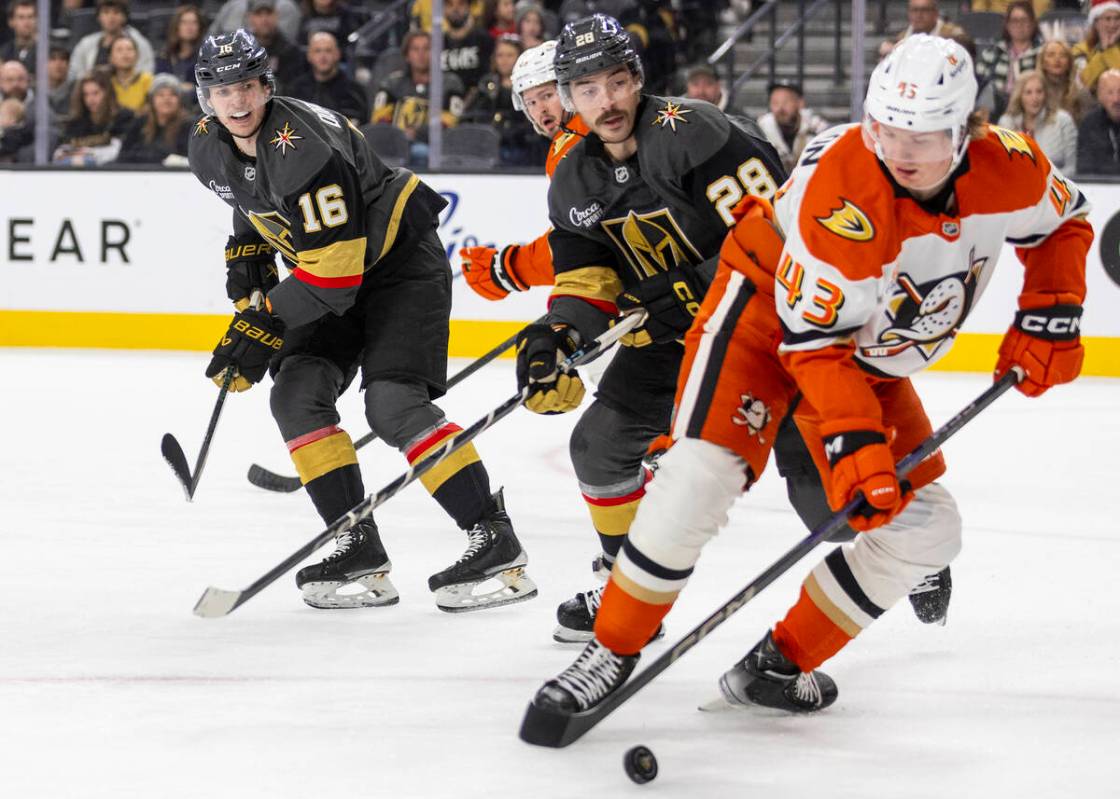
[188,30,536,613]
[459,40,590,301]
[524,34,1091,721]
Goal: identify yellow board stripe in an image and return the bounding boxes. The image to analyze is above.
[804,572,863,638]
[290,431,359,485]
[587,498,642,537]
[1,311,1119,377]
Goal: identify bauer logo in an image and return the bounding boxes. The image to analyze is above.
[569,201,604,228]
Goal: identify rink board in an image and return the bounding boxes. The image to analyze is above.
[1,170,1118,375]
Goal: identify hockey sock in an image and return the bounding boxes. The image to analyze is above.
[405,422,492,529]
[594,577,674,656]
[287,425,365,523]
[584,468,651,560]
[773,585,855,673]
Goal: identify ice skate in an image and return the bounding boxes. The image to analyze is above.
[553,584,665,644]
[532,639,639,715]
[705,631,837,713]
[295,518,399,609]
[908,566,952,625]
[428,489,537,612]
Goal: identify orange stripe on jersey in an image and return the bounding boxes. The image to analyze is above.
[955,125,1051,217]
[545,115,589,178]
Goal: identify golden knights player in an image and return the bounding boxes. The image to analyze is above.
[513,15,905,642]
[188,30,537,612]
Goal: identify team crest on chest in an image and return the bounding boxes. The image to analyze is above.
[601,208,702,279]
[815,199,875,242]
[270,121,303,155]
[652,100,691,132]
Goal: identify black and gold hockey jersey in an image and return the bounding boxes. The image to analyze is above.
[546,95,787,338]
[189,96,447,328]
[371,70,466,135]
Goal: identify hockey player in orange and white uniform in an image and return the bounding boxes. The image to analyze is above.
[524,34,1092,720]
[459,40,590,301]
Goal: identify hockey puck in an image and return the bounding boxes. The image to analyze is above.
[623,745,658,784]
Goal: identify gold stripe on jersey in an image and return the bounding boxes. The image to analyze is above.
[804,572,863,637]
[291,431,359,484]
[297,237,367,281]
[612,566,680,606]
[550,266,624,305]
[379,173,421,260]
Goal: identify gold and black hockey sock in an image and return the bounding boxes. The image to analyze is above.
[405,422,491,529]
[288,425,365,523]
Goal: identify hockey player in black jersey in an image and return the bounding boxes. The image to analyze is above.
[514,14,951,644]
[188,30,536,613]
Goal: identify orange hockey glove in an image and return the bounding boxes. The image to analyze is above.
[995,302,1084,398]
[460,244,527,301]
[823,428,913,532]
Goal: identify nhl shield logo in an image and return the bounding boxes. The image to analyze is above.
[941,221,959,238]
[615,165,630,183]
[244,165,256,181]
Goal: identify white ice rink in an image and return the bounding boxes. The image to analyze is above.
[2,348,1118,798]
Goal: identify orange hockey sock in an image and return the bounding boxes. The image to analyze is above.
[594,578,673,656]
[773,586,854,673]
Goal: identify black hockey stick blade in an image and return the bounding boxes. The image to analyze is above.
[518,369,1022,748]
[246,463,304,493]
[161,433,194,501]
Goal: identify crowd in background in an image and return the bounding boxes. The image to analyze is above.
[1,0,1119,177]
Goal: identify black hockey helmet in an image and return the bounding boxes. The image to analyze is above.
[554,13,643,112]
[194,29,275,115]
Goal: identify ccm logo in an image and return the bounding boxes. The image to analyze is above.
[1021,314,1080,336]
[216,64,241,72]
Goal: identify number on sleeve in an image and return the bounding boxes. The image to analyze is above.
[297,184,349,233]
[705,157,779,226]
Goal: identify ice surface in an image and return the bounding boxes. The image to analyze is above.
[1,349,1117,798]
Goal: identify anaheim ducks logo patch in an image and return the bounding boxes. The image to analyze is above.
[652,100,691,132]
[732,393,772,444]
[815,199,875,242]
[269,121,303,155]
[194,116,211,136]
[991,125,1035,162]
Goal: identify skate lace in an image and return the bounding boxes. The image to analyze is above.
[325,529,360,561]
[790,671,823,706]
[554,640,625,710]
[910,573,940,595]
[456,524,492,564]
[583,585,605,615]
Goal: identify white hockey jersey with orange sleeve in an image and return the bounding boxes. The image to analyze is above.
[772,122,1092,428]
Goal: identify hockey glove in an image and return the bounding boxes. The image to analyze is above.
[515,322,585,414]
[823,427,913,532]
[205,308,285,392]
[614,267,703,347]
[224,235,278,311]
[460,244,527,301]
[995,301,1083,398]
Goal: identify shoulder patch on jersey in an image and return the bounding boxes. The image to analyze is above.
[815,199,875,242]
[269,121,303,155]
[553,131,577,156]
[651,100,691,132]
[194,116,211,136]
[989,125,1036,162]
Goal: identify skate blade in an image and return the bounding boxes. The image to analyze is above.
[301,572,400,610]
[552,626,594,644]
[698,695,737,712]
[434,568,538,613]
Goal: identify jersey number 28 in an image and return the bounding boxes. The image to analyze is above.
[706,157,779,226]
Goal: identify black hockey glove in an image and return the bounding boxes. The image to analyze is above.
[515,322,586,414]
[614,266,703,347]
[224,235,279,311]
[205,308,285,392]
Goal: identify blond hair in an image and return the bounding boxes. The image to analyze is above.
[1006,69,1055,125]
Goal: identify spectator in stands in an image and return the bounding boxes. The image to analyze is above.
[246,0,306,92]
[108,34,152,112]
[515,2,547,49]
[0,0,36,71]
[483,0,517,38]
[288,31,368,123]
[684,62,743,118]
[1038,38,1090,122]
[879,0,964,59]
[998,69,1078,169]
[442,0,495,92]
[0,95,30,161]
[1073,0,1120,83]
[757,79,830,173]
[155,5,206,91]
[211,0,301,43]
[1076,67,1120,173]
[372,29,465,167]
[1079,1,1120,90]
[968,1,1051,17]
[299,0,364,52]
[54,68,134,165]
[412,0,484,32]
[462,33,537,164]
[0,58,29,103]
[117,72,190,164]
[69,0,155,82]
[976,1,1043,119]
[48,43,74,120]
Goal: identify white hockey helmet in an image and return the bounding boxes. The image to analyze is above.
[512,40,558,112]
[863,34,977,179]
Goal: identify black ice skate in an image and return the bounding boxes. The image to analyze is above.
[295,518,399,609]
[908,566,952,625]
[533,639,640,715]
[706,631,837,713]
[553,584,665,644]
[428,489,538,612]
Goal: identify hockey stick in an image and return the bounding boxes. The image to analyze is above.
[519,368,1023,748]
[245,315,549,493]
[162,367,235,501]
[193,312,646,618]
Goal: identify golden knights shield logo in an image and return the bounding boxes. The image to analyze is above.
[601,208,702,279]
[246,209,296,263]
